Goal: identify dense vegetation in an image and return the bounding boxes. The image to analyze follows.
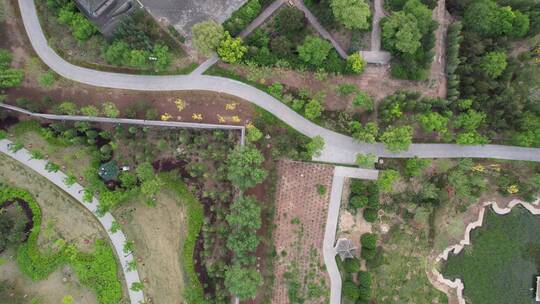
[445,0,540,148]
[0,49,24,89]
[0,185,122,304]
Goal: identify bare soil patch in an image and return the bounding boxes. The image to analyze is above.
[112,188,188,304]
[271,160,334,304]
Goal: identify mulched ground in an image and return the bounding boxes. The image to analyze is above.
[271,159,334,304]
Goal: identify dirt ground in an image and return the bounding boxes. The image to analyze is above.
[0,154,114,303]
[112,188,187,304]
[271,160,334,304]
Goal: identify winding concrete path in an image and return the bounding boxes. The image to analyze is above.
[0,139,145,304]
[324,167,379,303]
[15,0,540,165]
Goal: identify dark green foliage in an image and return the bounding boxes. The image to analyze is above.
[224,0,262,36]
[342,280,360,300]
[275,6,306,38]
[363,208,378,222]
[0,49,24,89]
[343,258,361,273]
[349,195,368,209]
[360,233,377,250]
[0,203,28,252]
[445,21,463,102]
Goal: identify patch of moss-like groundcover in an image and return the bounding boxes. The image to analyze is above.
[443,205,540,304]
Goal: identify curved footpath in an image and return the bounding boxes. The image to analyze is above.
[17,0,540,164]
[0,139,145,304]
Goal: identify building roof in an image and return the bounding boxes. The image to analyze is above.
[335,238,356,261]
[73,0,140,36]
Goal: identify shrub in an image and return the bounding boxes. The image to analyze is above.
[218,32,247,63]
[297,36,333,67]
[358,271,372,288]
[39,71,56,88]
[101,102,120,118]
[342,280,359,300]
[331,0,371,30]
[360,233,377,249]
[363,208,378,222]
[343,258,361,273]
[352,91,374,111]
[304,99,323,120]
[192,20,225,56]
[305,135,325,158]
[316,184,327,195]
[349,195,368,209]
[347,52,367,73]
[224,0,262,36]
[361,246,376,260]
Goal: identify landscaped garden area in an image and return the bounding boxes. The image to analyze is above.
[443,205,540,304]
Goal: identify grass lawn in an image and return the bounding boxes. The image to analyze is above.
[443,206,540,304]
[369,207,448,304]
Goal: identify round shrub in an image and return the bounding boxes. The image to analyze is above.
[357,271,372,288]
[361,247,376,260]
[349,195,368,209]
[360,233,377,250]
[363,208,378,222]
[350,179,366,195]
[342,280,359,300]
[343,258,361,273]
[358,284,371,301]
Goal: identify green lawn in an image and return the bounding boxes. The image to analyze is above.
[443,206,540,304]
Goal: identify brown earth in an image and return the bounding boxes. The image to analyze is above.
[112,188,188,304]
[271,160,334,304]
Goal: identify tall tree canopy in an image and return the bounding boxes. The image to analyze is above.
[330,0,371,30]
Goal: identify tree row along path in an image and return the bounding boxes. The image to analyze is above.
[0,139,145,304]
[15,0,540,163]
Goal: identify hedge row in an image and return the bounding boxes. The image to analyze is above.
[223,0,262,36]
[446,21,463,102]
[161,173,207,304]
[0,186,122,304]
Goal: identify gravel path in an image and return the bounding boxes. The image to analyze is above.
[0,139,145,304]
[17,0,540,165]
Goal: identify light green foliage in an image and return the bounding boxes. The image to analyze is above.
[227,145,268,191]
[268,82,283,99]
[455,131,490,145]
[454,109,486,132]
[0,49,23,89]
[336,83,358,96]
[130,282,143,291]
[304,99,323,120]
[152,44,171,71]
[352,91,374,111]
[419,112,448,133]
[101,102,120,118]
[297,36,333,67]
[305,135,325,158]
[512,112,540,147]
[350,195,368,209]
[463,0,530,38]
[331,0,371,30]
[350,122,379,143]
[356,153,376,168]
[192,20,225,56]
[128,49,148,68]
[246,124,263,142]
[380,125,413,152]
[61,295,73,304]
[382,11,422,54]
[405,157,430,177]
[80,105,100,117]
[218,32,247,63]
[104,41,129,65]
[57,4,97,42]
[224,264,263,300]
[39,70,55,88]
[58,101,78,115]
[377,169,399,193]
[223,0,261,36]
[480,51,507,78]
[109,221,121,233]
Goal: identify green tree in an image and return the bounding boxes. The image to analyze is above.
[101,102,120,118]
[404,157,430,177]
[305,135,325,158]
[275,6,306,35]
[403,0,433,35]
[355,153,376,168]
[463,0,522,37]
[331,0,371,30]
[382,11,422,54]
[136,162,154,182]
[350,195,368,209]
[70,14,97,41]
[58,101,78,115]
[480,51,507,78]
[297,36,333,67]
[377,169,399,192]
[342,280,359,300]
[226,196,261,231]
[218,32,247,63]
[343,258,361,273]
[192,20,225,56]
[418,112,448,133]
[352,91,374,111]
[104,41,130,65]
[348,52,367,72]
[454,109,486,132]
[511,11,530,37]
[224,264,263,300]
[304,99,323,120]
[39,71,55,88]
[81,105,100,117]
[227,146,268,190]
[128,49,148,68]
[152,44,171,71]
[360,233,377,249]
[350,122,378,143]
[380,125,413,152]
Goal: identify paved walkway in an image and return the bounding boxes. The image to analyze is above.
[16,0,540,165]
[190,0,285,75]
[0,139,145,304]
[323,166,379,303]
